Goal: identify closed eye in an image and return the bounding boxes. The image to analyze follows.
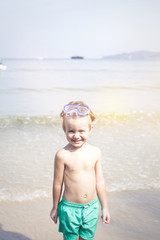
[68,130,74,133]
[79,130,85,133]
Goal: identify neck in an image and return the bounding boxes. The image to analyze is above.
[68,142,88,151]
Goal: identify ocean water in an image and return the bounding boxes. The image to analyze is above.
[0,59,160,202]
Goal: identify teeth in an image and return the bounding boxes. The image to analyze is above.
[72,140,81,143]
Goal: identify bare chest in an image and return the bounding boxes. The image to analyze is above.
[64,154,96,174]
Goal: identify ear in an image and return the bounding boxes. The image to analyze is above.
[89,124,94,133]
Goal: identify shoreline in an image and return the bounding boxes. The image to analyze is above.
[0,189,160,240]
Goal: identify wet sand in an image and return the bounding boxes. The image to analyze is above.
[0,189,160,240]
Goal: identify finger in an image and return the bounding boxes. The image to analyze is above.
[50,214,55,222]
[103,217,110,224]
[106,216,111,224]
[54,215,57,223]
[103,219,107,224]
[102,216,106,224]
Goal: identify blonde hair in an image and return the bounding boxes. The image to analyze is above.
[60,101,95,131]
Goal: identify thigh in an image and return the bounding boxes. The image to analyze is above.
[58,203,81,240]
[79,202,99,240]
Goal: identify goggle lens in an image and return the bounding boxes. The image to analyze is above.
[64,104,89,116]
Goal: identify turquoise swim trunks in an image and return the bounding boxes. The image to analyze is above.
[58,197,99,240]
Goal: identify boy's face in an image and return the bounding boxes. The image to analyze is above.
[64,117,92,148]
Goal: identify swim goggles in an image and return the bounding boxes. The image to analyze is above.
[63,104,90,117]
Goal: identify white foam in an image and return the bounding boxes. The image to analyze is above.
[0,190,50,202]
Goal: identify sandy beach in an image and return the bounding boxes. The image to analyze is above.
[0,189,159,240]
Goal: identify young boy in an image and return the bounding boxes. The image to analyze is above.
[50,101,110,240]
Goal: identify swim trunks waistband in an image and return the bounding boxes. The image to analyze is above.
[60,197,98,208]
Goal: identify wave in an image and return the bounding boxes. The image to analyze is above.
[0,185,159,203]
[1,85,160,94]
[0,115,60,128]
[3,87,96,93]
[103,86,160,91]
[95,111,160,125]
[0,189,50,203]
[8,68,114,72]
[0,111,160,128]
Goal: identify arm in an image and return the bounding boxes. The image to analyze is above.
[50,150,64,223]
[95,150,110,224]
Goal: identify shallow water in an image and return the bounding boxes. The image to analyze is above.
[0,59,160,202]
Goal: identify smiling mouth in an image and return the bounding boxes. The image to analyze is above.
[72,139,82,143]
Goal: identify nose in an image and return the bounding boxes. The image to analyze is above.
[73,132,79,139]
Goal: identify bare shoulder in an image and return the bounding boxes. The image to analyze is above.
[88,144,101,158]
[55,148,67,163]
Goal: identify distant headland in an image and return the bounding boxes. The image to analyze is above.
[103,51,160,60]
[71,56,84,59]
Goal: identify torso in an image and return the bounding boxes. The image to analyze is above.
[62,143,99,204]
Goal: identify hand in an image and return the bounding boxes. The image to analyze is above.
[50,208,58,224]
[101,208,110,224]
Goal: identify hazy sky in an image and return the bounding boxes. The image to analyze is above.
[0,0,160,58]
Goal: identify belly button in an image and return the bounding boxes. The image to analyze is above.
[83,194,87,198]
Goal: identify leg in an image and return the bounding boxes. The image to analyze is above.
[79,237,85,240]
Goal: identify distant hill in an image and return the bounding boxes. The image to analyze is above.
[71,56,84,59]
[103,51,160,60]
